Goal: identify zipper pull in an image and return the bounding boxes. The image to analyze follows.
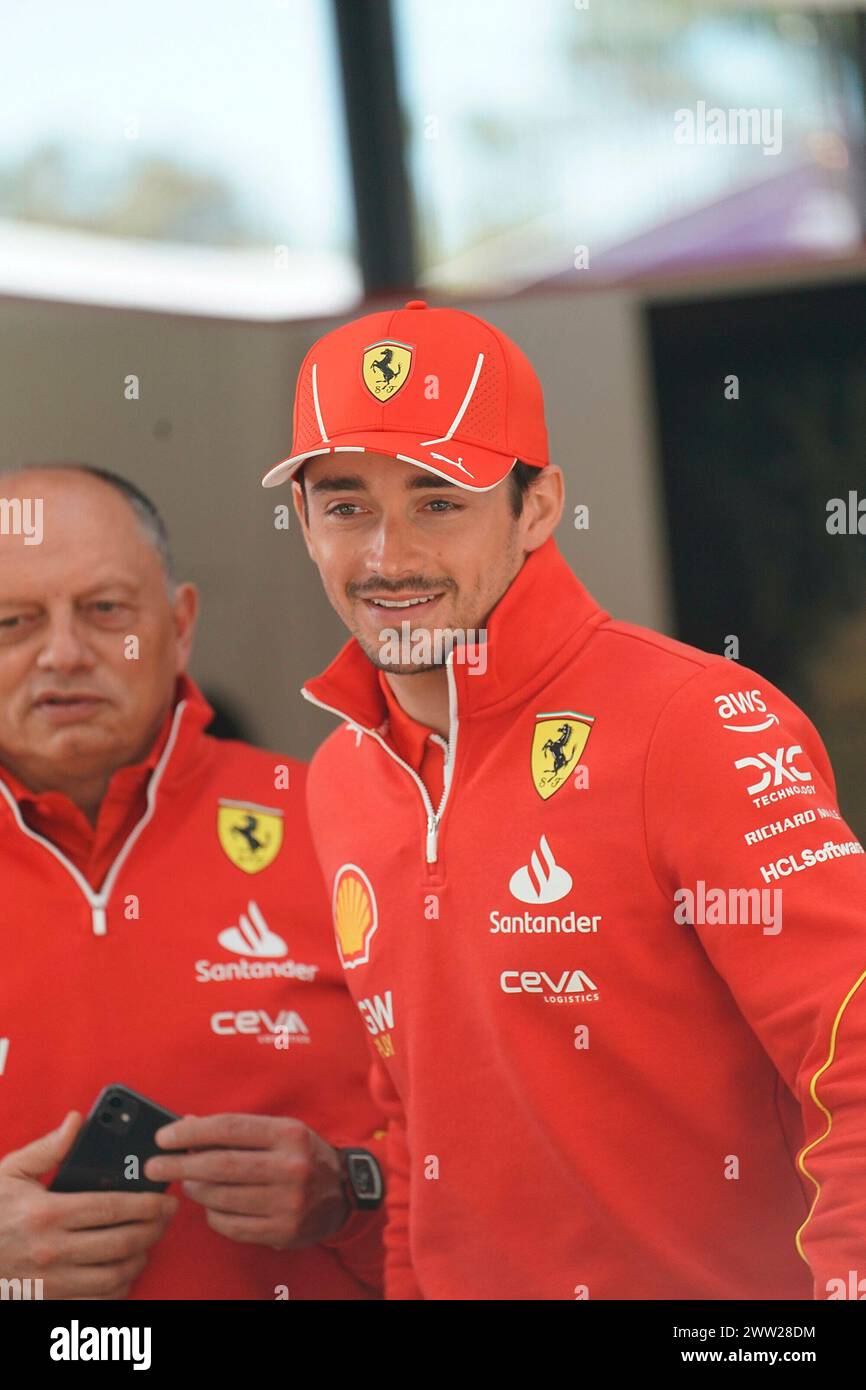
[426,815,438,864]
[91,902,107,936]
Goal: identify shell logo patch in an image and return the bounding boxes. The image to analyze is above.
[217,800,284,874]
[531,711,595,800]
[333,864,378,969]
[362,340,413,402]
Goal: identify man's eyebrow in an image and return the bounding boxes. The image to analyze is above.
[0,578,141,606]
[77,579,141,597]
[308,474,369,494]
[309,472,460,494]
[405,473,459,491]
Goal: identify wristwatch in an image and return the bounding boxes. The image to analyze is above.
[337,1147,384,1210]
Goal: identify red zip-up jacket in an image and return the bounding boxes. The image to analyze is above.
[0,676,386,1299]
[303,537,866,1300]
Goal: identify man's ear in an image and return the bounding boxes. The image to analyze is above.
[291,480,317,561]
[171,583,199,674]
[521,465,564,554]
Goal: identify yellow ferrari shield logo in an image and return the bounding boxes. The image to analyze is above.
[217,799,284,874]
[362,341,412,402]
[531,711,594,801]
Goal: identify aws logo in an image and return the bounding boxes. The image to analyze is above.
[714,689,779,734]
[333,865,378,969]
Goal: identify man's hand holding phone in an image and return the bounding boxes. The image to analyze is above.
[144,1113,350,1249]
[0,1113,178,1299]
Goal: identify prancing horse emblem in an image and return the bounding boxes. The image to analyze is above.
[217,799,284,874]
[362,341,413,402]
[530,712,595,800]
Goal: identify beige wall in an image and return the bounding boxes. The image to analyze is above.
[0,282,703,759]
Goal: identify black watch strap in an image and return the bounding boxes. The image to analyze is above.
[338,1147,384,1210]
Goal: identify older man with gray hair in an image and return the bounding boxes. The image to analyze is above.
[0,463,386,1301]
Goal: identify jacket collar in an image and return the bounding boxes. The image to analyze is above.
[302,538,609,730]
[0,673,214,807]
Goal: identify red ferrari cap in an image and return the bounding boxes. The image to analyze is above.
[261,299,549,491]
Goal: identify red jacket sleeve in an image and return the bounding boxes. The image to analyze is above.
[317,1122,388,1295]
[644,661,866,1299]
[368,1058,423,1300]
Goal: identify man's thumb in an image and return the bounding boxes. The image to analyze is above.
[0,1111,82,1181]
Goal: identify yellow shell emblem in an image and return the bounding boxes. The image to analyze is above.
[531,712,594,801]
[217,800,284,874]
[332,865,378,969]
[362,341,413,402]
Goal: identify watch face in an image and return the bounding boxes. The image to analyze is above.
[346,1151,383,1204]
[349,1155,377,1197]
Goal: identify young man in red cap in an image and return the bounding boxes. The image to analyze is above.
[263,299,866,1300]
[0,464,385,1300]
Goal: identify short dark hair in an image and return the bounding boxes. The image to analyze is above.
[295,457,541,520]
[507,459,543,516]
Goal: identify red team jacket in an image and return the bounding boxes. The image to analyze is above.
[303,537,866,1300]
[0,676,386,1299]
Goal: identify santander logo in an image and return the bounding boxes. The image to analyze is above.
[218,901,288,958]
[509,835,573,905]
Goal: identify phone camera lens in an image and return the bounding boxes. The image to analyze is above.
[109,1096,122,1108]
[100,1111,113,1124]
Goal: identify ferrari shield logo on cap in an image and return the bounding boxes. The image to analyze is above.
[362,341,413,402]
[217,799,284,873]
[531,712,595,800]
[333,864,378,969]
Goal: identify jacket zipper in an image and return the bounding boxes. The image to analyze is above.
[0,700,188,936]
[302,652,459,865]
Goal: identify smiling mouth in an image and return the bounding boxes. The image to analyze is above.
[361,594,445,610]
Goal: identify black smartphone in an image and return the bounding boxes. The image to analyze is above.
[49,1084,181,1193]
